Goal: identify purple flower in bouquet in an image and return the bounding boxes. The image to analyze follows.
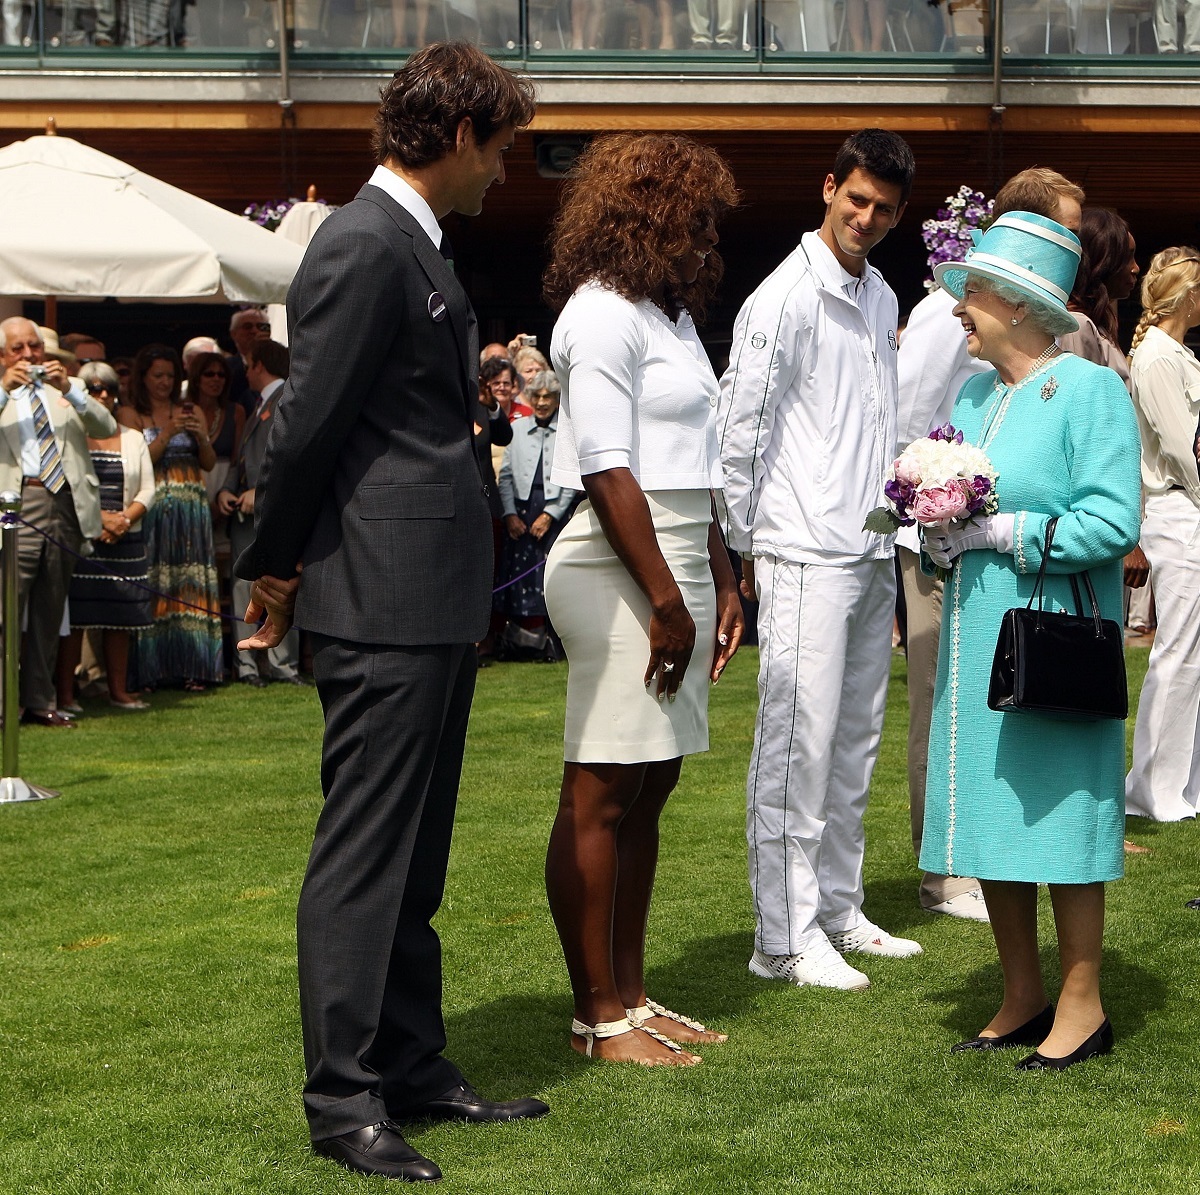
[929,421,964,444]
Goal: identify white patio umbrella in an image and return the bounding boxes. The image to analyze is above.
[267,184,335,345]
[0,130,304,306]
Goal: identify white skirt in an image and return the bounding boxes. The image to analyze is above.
[544,488,716,764]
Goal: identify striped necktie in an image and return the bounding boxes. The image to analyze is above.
[29,385,66,493]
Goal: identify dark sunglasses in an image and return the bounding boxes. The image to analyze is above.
[243,322,272,333]
[86,383,112,395]
[200,369,227,379]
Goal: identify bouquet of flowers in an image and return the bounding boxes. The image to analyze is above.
[864,423,999,577]
[243,197,329,232]
[921,185,993,292]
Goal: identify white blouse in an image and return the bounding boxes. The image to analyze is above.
[549,283,723,492]
[1129,324,1200,511]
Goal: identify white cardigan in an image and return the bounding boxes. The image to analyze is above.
[110,426,156,531]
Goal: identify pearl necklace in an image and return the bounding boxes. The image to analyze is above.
[979,345,1063,451]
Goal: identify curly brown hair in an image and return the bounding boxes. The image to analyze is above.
[543,133,740,323]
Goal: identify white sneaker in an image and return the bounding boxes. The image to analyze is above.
[748,944,871,991]
[925,887,990,923]
[826,922,923,958]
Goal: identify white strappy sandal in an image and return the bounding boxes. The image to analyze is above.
[570,1015,699,1064]
[626,999,729,1044]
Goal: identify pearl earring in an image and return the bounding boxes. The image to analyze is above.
[1011,317,1019,326]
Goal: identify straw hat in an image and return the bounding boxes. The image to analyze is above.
[932,211,1082,332]
[39,326,79,368]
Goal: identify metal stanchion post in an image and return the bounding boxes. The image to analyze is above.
[0,490,59,804]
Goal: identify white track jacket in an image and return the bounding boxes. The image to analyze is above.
[717,231,900,566]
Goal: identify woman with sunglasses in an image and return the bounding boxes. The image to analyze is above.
[186,351,244,510]
[118,344,223,693]
[57,362,156,712]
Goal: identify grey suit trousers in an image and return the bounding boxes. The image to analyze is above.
[12,482,82,711]
[298,634,475,1141]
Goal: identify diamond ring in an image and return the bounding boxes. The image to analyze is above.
[661,661,675,673]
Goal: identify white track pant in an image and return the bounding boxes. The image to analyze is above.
[1126,491,1200,821]
[747,556,895,954]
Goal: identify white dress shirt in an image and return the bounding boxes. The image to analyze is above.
[549,283,722,492]
[366,164,442,250]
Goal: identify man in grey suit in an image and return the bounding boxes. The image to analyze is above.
[216,338,303,687]
[0,317,116,726]
[235,43,543,1183]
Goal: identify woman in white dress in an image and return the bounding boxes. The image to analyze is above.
[543,133,744,1067]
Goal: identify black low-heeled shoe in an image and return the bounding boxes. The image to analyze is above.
[1016,1018,1114,1071]
[950,1004,1056,1053]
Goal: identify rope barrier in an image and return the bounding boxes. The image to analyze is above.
[0,513,549,620]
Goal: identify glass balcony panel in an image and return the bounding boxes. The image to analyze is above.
[5,0,1197,63]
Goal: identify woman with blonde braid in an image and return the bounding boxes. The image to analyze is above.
[1126,248,1200,822]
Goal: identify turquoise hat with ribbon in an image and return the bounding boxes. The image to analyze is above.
[933,210,1082,331]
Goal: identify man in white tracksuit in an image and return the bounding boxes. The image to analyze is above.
[718,129,920,991]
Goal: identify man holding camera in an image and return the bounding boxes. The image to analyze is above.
[0,316,115,725]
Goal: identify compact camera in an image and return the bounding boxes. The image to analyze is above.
[27,364,47,383]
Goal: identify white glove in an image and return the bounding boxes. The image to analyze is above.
[924,513,1015,568]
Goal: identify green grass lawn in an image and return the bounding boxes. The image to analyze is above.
[1,646,1197,1194]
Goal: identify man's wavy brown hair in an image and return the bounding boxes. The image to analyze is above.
[543,133,740,323]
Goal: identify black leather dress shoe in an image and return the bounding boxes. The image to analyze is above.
[22,709,76,728]
[402,1081,550,1124]
[1016,1018,1114,1071]
[951,1004,1055,1053]
[313,1122,441,1182]
[1186,897,1200,910]
[238,675,269,688]
[276,675,314,686]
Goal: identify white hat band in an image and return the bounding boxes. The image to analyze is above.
[990,214,1083,256]
[966,252,1071,304]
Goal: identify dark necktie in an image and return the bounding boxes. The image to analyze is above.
[439,234,454,274]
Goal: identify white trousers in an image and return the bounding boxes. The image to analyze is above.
[747,556,895,954]
[1126,491,1200,821]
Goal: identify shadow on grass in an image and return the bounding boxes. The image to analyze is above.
[926,946,1166,1041]
[442,932,761,1096]
[862,873,931,937]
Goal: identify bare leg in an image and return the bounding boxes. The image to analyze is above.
[657,0,676,47]
[103,630,134,704]
[975,880,1048,1037]
[570,0,587,47]
[546,760,698,1065]
[1039,882,1107,1056]
[867,0,887,49]
[414,0,429,47]
[846,0,867,49]
[390,0,406,45]
[57,629,83,709]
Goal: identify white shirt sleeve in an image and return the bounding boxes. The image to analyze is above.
[896,290,969,452]
[558,290,645,477]
[716,283,806,555]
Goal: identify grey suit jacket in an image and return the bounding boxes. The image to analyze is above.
[235,183,492,646]
[0,384,117,539]
[228,382,282,494]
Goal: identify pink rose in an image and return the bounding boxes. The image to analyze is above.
[893,454,922,485]
[911,484,970,527]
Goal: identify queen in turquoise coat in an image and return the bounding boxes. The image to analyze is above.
[917,210,1142,1072]
[919,352,1141,888]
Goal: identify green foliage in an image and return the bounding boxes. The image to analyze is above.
[0,647,1195,1193]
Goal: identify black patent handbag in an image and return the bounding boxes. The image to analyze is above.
[987,517,1128,721]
